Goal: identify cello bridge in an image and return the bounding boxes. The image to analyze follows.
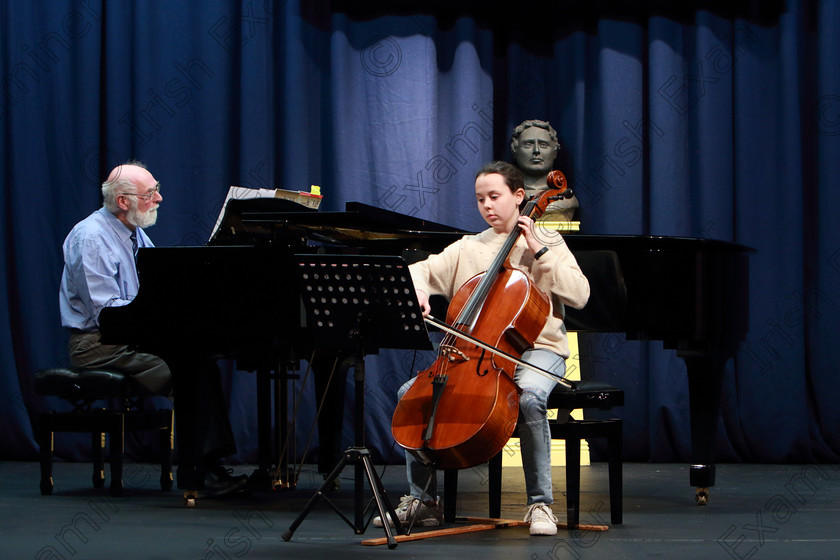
[440,344,469,362]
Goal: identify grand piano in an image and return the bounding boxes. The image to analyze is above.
[562,235,752,502]
[99,198,468,494]
[99,198,752,501]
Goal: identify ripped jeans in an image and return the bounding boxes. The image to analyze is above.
[398,348,566,506]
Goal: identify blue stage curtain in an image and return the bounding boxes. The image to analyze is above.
[1,1,837,465]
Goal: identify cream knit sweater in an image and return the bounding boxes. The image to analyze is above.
[409,228,590,358]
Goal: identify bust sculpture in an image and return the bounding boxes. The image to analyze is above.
[510,119,579,222]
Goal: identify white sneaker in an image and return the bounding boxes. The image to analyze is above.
[525,502,558,536]
[373,495,443,528]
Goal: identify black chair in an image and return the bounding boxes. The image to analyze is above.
[442,381,623,527]
[443,250,627,528]
[34,368,173,497]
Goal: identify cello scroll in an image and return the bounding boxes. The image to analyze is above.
[546,170,574,199]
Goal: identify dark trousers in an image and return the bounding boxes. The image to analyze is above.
[69,330,236,465]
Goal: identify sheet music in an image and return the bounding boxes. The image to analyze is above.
[209,186,322,241]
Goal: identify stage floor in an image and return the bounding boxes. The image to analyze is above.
[2,461,837,559]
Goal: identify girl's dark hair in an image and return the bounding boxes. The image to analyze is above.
[475,161,525,193]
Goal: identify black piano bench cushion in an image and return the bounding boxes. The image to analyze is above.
[34,368,140,401]
[549,379,625,410]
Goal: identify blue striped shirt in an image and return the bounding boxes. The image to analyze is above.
[59,207,153,331]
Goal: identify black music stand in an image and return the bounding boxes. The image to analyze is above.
[281,254,432,549]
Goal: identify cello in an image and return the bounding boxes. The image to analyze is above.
[391,171,572,470]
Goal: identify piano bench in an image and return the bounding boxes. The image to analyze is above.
[444,379,623,528]
[34,368,173,497]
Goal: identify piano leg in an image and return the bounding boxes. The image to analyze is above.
[166,354,239,503]
[249,358,295,491]
[249,365,276,491]
[312,351,350,480]
[167,356,203,495]
[681,350,728,505]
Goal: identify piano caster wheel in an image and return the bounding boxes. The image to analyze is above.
[184,491,197,508]
[695,487,710,506]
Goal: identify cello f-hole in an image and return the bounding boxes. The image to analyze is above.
[475,348,489,377]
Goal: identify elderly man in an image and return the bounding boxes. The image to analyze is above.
[510,119,579,222]
[59,161,246,497]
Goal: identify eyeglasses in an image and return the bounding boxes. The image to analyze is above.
[120,184,160,199]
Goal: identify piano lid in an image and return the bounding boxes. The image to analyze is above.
[561,234,754,346]
[209,199,467,247]
[563,233,754,254]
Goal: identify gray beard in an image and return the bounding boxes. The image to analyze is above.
[127,205,158,229]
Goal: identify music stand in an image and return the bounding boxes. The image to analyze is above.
[281,254,432,549]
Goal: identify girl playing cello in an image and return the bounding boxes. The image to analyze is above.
[376,160,590,536]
